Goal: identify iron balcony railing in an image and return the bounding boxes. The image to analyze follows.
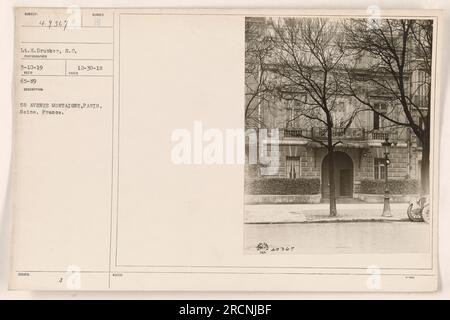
[282,127,399,141]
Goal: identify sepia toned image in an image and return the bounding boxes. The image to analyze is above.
[7,7,440,292]
[244,16,434,255]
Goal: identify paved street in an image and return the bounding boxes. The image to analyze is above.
[244,221,430,254]
[244,203,431,254]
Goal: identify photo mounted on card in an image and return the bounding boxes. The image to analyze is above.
[10,8,440,291]
[244,16,434,253]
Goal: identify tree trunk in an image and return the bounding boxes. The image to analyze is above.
[327,124,337,216]
[420,132,430,195]
[328,149,337,216]
[419,90,431,195]
[419,105,430,195]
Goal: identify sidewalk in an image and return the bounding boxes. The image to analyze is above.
[244,203,411,224]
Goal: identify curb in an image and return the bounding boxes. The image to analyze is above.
[244,217,412,224]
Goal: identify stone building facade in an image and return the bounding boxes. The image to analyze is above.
[249,129,420,198]
[245,17,427,201]
[245,91,424,200]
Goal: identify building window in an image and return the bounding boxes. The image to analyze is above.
[333,101,347,127]
[374,158,386,180]
[286,156,300,179]
[286,107,300,128]
[412,70,430,106]
[286,96,306,128]
[373,102,388,130]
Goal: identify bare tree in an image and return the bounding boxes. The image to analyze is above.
[343,19,433,193]
[267,17,359,217]
[245,18,274,129]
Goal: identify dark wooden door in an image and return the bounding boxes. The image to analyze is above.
[322,152,354,199]
[339,169,353,196]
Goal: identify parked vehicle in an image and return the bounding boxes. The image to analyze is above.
[407,196,430,223]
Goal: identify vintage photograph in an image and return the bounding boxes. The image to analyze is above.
[244,16,434,254]
[7,6,442,293]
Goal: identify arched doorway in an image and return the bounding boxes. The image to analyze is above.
[321,151,354,198]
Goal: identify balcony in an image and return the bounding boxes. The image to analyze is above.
[282,127,399,142]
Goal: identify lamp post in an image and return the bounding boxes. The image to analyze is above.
[381,137,392,217]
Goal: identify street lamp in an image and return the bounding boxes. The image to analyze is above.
[381,137,392,217]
